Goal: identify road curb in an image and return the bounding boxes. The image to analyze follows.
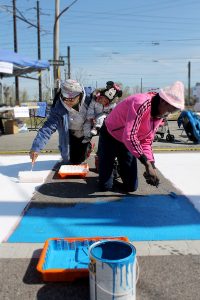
[0,148,200,155]
[0,150,59,155]
[153,147,200,152]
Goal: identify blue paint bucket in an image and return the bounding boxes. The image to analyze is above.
[89,240,137,300]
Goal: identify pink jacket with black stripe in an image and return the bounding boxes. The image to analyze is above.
[105,93,163,162]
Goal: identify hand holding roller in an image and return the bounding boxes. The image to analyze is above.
[29,150,39,166]
[18,151,45,183]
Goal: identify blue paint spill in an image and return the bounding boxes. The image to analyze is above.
[8,194,200,242]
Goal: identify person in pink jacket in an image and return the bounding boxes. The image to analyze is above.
[97,81,185,192]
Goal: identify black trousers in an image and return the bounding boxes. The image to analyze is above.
[69,131,92,164]
[98,123,138,192]
[0,118,4,134]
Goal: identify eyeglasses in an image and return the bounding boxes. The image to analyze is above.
[61,94,80,102]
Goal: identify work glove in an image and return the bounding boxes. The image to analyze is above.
[143,161,160,187]
[143,171,160,187]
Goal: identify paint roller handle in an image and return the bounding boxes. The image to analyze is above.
[29,150,39,165]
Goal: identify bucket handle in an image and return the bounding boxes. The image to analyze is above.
[136,258,140,284]
[90,258,139,297]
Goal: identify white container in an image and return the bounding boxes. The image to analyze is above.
[89,240,136,300]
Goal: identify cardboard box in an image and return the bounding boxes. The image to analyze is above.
[4,120,19,134]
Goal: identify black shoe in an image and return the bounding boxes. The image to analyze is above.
[113,179,137,193]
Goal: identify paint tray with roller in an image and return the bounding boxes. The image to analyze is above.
[58,163,89,178]
[37,236,129,282]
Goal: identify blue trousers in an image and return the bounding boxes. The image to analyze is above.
[98,123,138,192]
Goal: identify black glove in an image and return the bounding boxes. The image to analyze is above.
[143,172,160,187]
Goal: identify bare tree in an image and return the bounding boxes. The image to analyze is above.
[20,89,29,103]
[74,68,90,85]
[3,86,13,105]
[132,85,140,94]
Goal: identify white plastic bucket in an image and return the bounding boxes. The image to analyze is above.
[89,240,137,300]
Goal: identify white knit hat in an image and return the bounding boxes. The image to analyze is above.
[60,79,83,98]
[159,81,185,110]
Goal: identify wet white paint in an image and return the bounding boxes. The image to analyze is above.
[0,155,61,242]
[154,153,200,213]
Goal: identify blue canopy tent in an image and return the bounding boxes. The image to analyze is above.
[0,49,50,77]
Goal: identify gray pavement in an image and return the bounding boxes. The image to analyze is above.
[0,120,200,154]
[0,121,200,300]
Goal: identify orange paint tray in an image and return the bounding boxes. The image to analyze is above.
[37,236,129,282]
[58,163,89,178]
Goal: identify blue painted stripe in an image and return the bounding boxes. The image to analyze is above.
[8,195,200,242]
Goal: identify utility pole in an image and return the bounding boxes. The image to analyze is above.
[53,0,78,96]
[188,61,191,105]
[140,77,143,93]
[13,0,19,105]
[37,0,42,101]
[60,46,71,80]
[53,0,60,96]
[67,46,71,79]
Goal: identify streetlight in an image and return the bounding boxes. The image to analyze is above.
[53,0,78,96]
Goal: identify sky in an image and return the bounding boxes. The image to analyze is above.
[1,0,200,99]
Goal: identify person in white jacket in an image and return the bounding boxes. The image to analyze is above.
[30,79,93,165]
[82,81,122,143]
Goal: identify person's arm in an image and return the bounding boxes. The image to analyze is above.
[85,100,96,120]
[122,99,151,158]
[138,149,158,182]
[30,106,63,163]
[122,99,159,186]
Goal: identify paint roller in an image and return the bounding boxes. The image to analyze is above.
[18,170,45,183]
[18,160,46,183]
[157,184,178,198]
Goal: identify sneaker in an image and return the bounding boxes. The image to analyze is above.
[82,137,91,144]
[91,128,98,136]
[95,124,101,129]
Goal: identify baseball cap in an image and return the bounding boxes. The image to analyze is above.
[60,79,83,98]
